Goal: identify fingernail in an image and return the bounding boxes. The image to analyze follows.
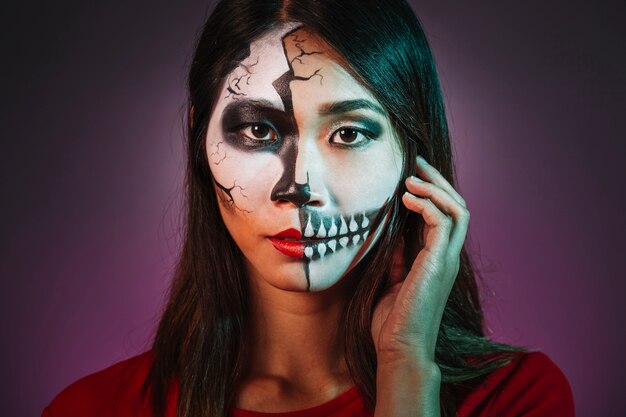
[408,175,423,183]
[416,155,427,164]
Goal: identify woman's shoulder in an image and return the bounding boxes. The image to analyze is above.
[457,350,575,417]
[42,351,162,417]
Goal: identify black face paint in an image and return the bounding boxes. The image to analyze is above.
[270,28,325,208]
[267,27,327,290]
[214,28,325,221]
[206,21,405,295]
[220,100,296,152]
[297,205,388,261]
[297,198,392,290]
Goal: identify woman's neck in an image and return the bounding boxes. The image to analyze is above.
[238,264,355,407]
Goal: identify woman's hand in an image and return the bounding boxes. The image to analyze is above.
[371,155,470,368]
[371,156,469,416]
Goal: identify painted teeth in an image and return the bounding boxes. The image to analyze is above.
[349,215,358,232]
[300,211,376,260]
[304,232,371,260]
[316,222,326,238]
[339,216,348,234]
[304,214,314,238]
[318,243,326,258]
[361,212,369,228]
[328,221,337,237]
[303,212,373,241]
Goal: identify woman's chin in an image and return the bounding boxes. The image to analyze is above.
[246,244,364,293]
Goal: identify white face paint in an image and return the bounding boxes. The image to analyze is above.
[205,23,403,292]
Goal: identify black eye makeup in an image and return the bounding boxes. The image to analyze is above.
[326,117,383,149]
[239,123,279,142]
[220,100,386,151]
[221,100,295,151]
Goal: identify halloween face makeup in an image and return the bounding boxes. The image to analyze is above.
[205,23,403,291]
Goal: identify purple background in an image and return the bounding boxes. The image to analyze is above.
[2,1,624,416]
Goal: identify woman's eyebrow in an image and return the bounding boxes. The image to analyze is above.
[222,98,284,114]
[318,99,385,117]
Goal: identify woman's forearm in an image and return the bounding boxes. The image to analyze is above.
[374,360,442,417]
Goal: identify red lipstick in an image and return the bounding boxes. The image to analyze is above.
[268,228,304,258]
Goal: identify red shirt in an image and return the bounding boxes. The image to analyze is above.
[42,350,574,417]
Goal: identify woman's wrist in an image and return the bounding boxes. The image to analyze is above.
[375,359,441,417]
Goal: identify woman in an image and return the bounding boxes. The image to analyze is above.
[42,0,574,416]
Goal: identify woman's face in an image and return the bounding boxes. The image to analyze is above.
[205,23,403,292]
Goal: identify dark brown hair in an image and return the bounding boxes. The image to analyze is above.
[144,1,526,416]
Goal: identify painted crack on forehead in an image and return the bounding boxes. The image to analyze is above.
[286,30,325,84]
[289,32,323,65]
[225,56,260,100]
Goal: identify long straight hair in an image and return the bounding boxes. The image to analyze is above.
[144,1,525,416]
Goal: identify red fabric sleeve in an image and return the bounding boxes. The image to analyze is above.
[485,351,575,416]
[42,352,164,417]
[457,351,575,417]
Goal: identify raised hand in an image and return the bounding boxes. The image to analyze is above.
[372,155,470,367]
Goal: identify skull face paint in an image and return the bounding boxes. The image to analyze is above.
[205,23,403,291]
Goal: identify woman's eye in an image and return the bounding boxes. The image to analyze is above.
[330,127,371,146]
[240,124,278,142]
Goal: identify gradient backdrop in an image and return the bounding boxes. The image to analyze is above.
[2,1,625,416]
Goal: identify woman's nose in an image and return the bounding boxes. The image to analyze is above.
[271,174,315,207]
[270,137,325,208]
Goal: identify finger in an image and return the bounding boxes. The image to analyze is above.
[402,191,451,252]
[405,176,469,256]
[415,155,466,208]
[448,210,469,259]
[405,176,465,219]
[399,194,458,328]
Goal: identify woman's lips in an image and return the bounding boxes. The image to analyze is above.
[268,238,305,258]
[268,228,305,258]
[268,228,343,259]
[267,221,372,260]
[270,228,302,240]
